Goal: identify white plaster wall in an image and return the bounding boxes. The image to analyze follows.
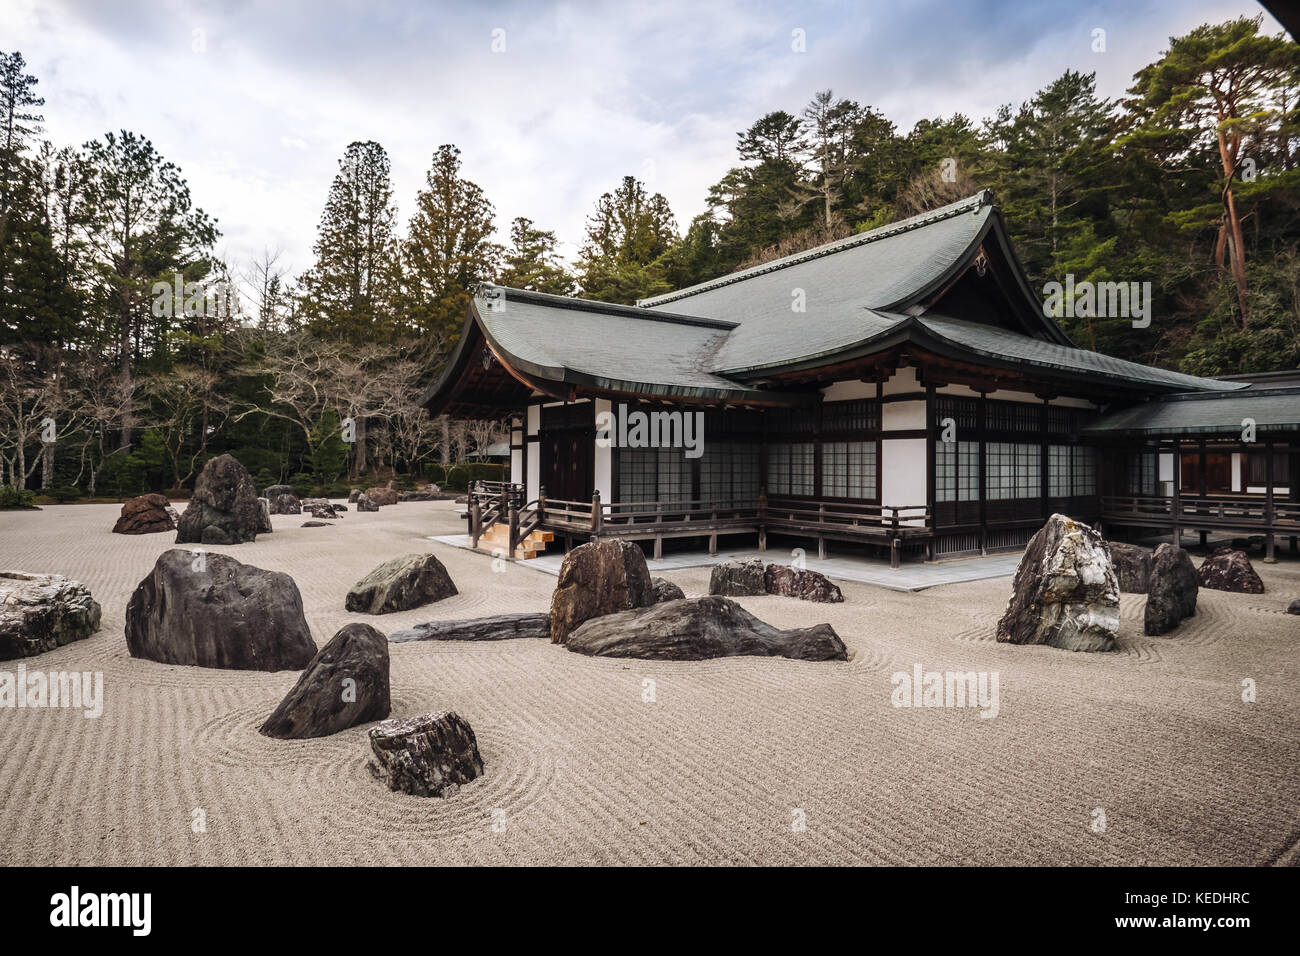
[882,366,922,396]
[593,398,613,501]
[881,437,927,525]
[526,405,541,501]
[1159,452,1174,483]
[820,379,876,401]
[883,400,926,431]
[1231,453,1242,493]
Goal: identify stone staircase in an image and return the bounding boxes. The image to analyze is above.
[478,522,554,559]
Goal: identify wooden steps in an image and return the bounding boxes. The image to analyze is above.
[478,524,554,559]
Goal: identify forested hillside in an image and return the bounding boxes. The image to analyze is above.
[0,15,1296,500]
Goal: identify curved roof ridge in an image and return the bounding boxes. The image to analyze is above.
[486,285,736,330]
[639,190,993,308]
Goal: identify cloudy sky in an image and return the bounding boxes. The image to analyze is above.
[2,0,1281,279]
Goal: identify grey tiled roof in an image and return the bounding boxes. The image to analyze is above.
[918,315,1247,392]
[474,288,781,401]
[642,193,995,373]
[1083,388,1300,436]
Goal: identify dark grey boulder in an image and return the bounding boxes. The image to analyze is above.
[388,612,550,642]
[1108,541,1151,594]
[548,539,654,644]
[1287,599,1300,615]
[269,493,301,515]
[346,553,457,614]
[301,520,331,527]
[996,514,1118,652]
[367,711,484,797]
[0,571,102,660]
[650,577,685,603]
[332,504,347,512]
[348,488,361,503]
[1144,543,1198,636]
[307,502,339,519]
[708,558,766,597]
[125,549,317,670]
[763,564,843,602]
[262,484,294,499]
[566,596,847,662]
[176,454,261,545]
[1198,548,1264,594]
[355,493,379,512]
[256,497,273,534]
[259,622,390,739]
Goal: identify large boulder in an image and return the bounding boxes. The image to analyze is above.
[650,577,685,603]
[348,488,361,503]
[355,493,379,513]
[996,514,1119,652]
[367,711,484,798]
[268,493,301,516]
[388,613,550,643]
[258,623,390,739]
[112,493,178,535]
[399,490,435,502]
[566,596,847,662]
[175,454,261,545]
[0,571,102,660]
[307,502,339,520]
[763,564,844,603]
[256,497,273,534]
[262,484,294,499]
[1144,543,1198,636]
[267,494,300,515]
[125,550,317,670]
[345,552,457,614]
[548,539,654,644]
[708,558,766,597]
[365,487,400,507]
[1108,541,1151,594]
[1198,548,1264,594]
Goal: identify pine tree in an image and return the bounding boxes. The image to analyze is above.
[498,216,572,294]
[300,140,401,344]
[577,175,677,303]
[402,144,501,343]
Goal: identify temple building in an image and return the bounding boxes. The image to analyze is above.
[422,191,1300,565]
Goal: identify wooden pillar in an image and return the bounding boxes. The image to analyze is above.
[1039,398,1049,519]
[590,489,603,537]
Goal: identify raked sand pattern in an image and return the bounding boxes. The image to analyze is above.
[2,500,1298,866]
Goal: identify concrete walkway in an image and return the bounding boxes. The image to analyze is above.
[427,533,1022,592]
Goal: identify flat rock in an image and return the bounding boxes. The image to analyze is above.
[346,553,457,614]
[112,493,177,535]
[1145,543,1198,636]
[1108,541,1151,594]
[0,571,102,660]
[388,612,550,642]
[548,539,654,644]
[708,558,766,597]
[763,564,843,602]
[367,711,484,797]
[176,454,261,545]
[566,596,847,661]
[301,520,331,527]
[996,514,1119,652]
[1198,548,1264,593]
[259,622,390,739]
[125,549,317,670]
[650,577,685,603]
